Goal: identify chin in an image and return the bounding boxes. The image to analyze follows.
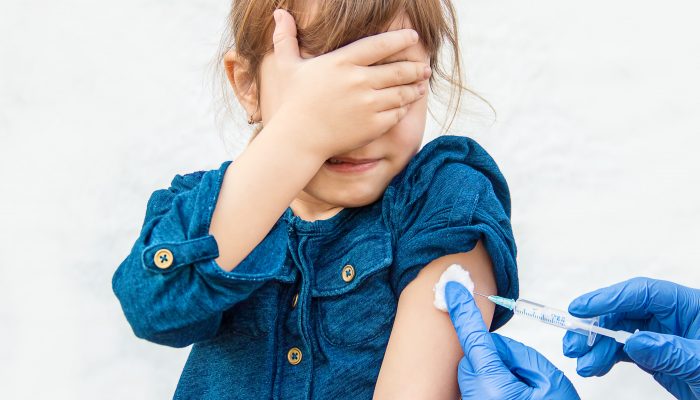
[337,197,380,208]
[319,186,385,209]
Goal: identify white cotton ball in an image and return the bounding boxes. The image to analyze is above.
[433,263,475,312]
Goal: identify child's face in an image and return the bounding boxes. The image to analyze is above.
[231,11,430,217]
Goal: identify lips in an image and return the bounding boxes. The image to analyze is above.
[325,157,380,164]
[323,157,381,173]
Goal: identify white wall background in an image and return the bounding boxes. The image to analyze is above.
[1,0,698,398]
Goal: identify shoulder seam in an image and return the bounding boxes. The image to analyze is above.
[447,186,480,228]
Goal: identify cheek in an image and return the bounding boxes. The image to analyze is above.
[386,96,428,157]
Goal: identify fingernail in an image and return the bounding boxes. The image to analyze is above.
[423,66,431,79]
[411,30,419,42]
[273,9,281,24]
[417,82,426,95]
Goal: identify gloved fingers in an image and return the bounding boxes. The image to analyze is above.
[493,334,558,384]
[455,357,480,399]
[568,277,676,319]
[624,332,700,383]
[493,334,581,400]
[592,313,637,365]
[456,337,529,399]
[651,372,695,400]
[457,354,532,400]
[574,336,625,377]
[562,313,619,358]
[492,334,534,372]
[445,281,505,374]
[562,330,591,358]
[457,356,474,376]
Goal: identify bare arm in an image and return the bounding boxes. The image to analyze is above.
[373,240,497,399]
[209,118,325,271]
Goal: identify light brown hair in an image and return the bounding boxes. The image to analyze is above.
[208,0,492,145]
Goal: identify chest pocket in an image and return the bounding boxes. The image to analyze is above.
[311,228,396,347]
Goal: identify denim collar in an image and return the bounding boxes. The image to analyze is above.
[282,205,360,235]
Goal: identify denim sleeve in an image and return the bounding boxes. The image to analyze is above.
[389,136,519,331]
[112,160,289,347]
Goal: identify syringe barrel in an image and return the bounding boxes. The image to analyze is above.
[514,299,600,346]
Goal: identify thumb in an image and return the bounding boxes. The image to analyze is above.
[493,334,579,397]
[624,332,700,382]
[272,8,300,63]
[445,282,504,374]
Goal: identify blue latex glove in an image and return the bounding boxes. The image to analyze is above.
[563,277,700,399]
[445,281,580,400]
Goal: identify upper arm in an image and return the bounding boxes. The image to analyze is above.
[387,138,518,331]
[373,240,496,399]
[374,136,518,396]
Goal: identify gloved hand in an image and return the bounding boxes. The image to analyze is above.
[563,277,700,399]
[445,281,580,400]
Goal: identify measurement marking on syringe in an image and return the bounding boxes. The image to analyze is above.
[516,309,567,328]
[485,295,632,345]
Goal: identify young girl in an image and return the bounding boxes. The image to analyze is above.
[112,1,518,398]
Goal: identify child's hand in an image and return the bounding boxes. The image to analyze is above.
[270,8,431,160]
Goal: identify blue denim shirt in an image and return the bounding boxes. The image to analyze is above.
[112,135,518,399]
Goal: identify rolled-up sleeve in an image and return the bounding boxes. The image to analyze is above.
[112,160,289,347]
[388,135,519,331]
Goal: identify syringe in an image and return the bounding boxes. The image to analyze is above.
[474,293,634,345]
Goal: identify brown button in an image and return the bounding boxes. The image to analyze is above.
[154,249,174,269]
[287,347,302,365]
[341,264,355,282]
[291,292,299,308]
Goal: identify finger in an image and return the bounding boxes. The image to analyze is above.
[575,336,625,377]
[563,312,630,358]
[562,330,591,358]
[492,334,554,380]
[338,28,419,66]
[445,281,505,374]
[374,105,409,131]
[568,277,675,319]
[493,334,579,396]
[272,8,301,65]
[625,332,700,383]
[364,61,431,89]
[651,373,695,400]
[371,82,425,112]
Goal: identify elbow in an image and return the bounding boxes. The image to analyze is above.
[112,268,196,348]
[111,250,223,348]
[114,299,215,348]
[121,305,214,348]
[115,297,219,348]
[134,315,222,348]
[131,323,195,348]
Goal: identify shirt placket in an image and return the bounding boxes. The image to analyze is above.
[273,222,315,400]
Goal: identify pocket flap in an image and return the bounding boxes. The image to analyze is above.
[310,227,393,297]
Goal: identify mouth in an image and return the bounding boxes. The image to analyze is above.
[325,156,379,164]
[323,157,382,173]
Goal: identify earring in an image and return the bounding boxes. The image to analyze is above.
[247,114,255,124]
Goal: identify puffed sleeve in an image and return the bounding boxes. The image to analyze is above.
[387,135,519,331]
[111,160,290,347]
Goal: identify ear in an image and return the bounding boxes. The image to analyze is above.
[223,49,260,121]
